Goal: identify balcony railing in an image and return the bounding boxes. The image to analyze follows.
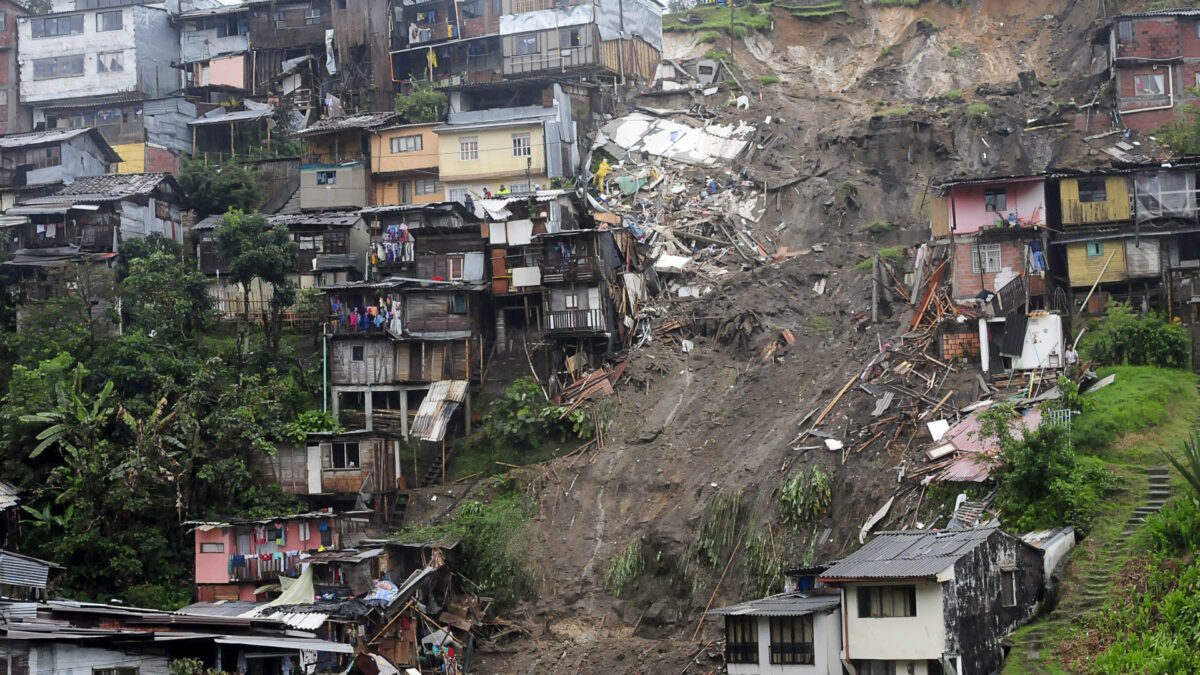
[303,152,366,165]
[542,256,599,283]
[546,308,605,333]
[228,554,289,582]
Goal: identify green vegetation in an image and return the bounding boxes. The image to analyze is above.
[1079,303,1189,369]
[980,406,1119,534]
[451,377,597,480]
[1072,366,1193,456]
[606,537,645,597]
[786,1,848,20]
[177,158,265,218]
[873,0,920,5]
[834,180,860,209]
[862,219,893,233]
[880,46,892,57]
[915,17,938,31]
[947,44,963,58]
[880,105,914,116]
[757,75,780,85]
[807,315,834,333]
[966,103,992,125]
[393,492,535,609]
[697,29,721,43]
[393,79,447,123]
[663,3,773,33]
[944,89,962,99]
[704,49,732,63]
[741,528,784,599]
[779,466,832,525]
[1164,433,1200,501]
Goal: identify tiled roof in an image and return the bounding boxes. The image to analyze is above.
[19,174,177,205]
[820,524,1000,580]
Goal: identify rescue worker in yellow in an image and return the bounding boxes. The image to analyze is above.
[593,159,611,189]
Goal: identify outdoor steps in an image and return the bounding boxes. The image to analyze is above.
[389,491,412,529]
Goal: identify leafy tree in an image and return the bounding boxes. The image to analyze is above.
[394,80,448,123]
[177,158,265,217]
[1155,100,1200,156]
[120,251,213,340]
[214,210,299,369]
[1080,302,1189,369]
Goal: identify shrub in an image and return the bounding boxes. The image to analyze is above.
[1079,302,1189,369]
[944,89,962,99]
[1165,432,1200,504]
[606,538,645,597]
[697,30,721,43]
[481,376,592,448]
[966,103,992,125]
[758,76,780,85]
[1140,499,1200,554]
[948,44,963,58]
[394,80,447,123]
[779,466,832,525]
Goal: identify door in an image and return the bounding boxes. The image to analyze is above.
[306,445,322,494]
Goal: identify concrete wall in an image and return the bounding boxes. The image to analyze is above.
[843,581,945,662]
[194,517,339,585]
[948,180,1046,234]
[0,1,31,134]
[300,163,368,210]
[437,122,545,184]
[30,644,168,675]
[133,5,181,98]
[180,19,249,64]
[372,123,439,174]
[952,237,1025,299]
[727,610,841,675]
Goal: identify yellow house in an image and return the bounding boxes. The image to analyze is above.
[1059,175,1131,225]
[113,143,146,173]
[435,120,548,200]
[370,122,442,205]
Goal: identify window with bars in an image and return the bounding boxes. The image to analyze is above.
[304,8,321,24]
[391,134,423,153]
[768,615,814,665]
[459,137,478,160]
[857,585,917,618]
[971,244,1002,274]
[724,616,757,664]
[512,132,532,157]
[415,178,441,195]
[1118,20,1133,40]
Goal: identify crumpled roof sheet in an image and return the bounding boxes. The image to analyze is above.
[19,173,174,205]
[820,524,999,580]
[262,610,330,630]
[934,406,1041,482]
[707,592,840,617]
[0,480,19,510]
[293,113,402,138]
[600,112,754,167]
[410,381,468,442]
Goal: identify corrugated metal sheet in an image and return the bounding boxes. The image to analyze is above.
[263,610,329,630]
[0,480,20,510]
[0,602,38,619]
[820,525,999,580]
[0,551,54,589]
[1125,237,1161,278]
[937,454,995,483]
[410,380,468,442]
[707,592,840,617]
[213,635,353,653]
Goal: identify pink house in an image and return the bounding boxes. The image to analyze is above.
[945,176,1047,234]
[191,512,341,602]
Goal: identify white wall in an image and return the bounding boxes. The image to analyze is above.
[726,610,842,675]
[30,643,169,675]
[18,8,138,103]
[843,582,946,662]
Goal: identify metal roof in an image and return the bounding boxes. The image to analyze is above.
[268,212,362,228]
[820,524,1001,580]
[302,548,383,564]
[0,550,61,589]
[18,173,177,206]
[188,107,275,127]
[707,592,840,617]
[261,610,331,630]
[1114,9,1200,19]
[191,214,226,231]
[0,128,120,163]
[0,480,19,511]
[410,380,468,442]
[293,113,404,138]
[177,601,261,618]
[214,635,353,654]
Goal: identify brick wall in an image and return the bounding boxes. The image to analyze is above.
[952,238,1025,299]
[145,145,179,175]
[1116,17,1181,60]
[941,324,981,361]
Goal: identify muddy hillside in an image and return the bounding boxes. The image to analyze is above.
[438,0,1128,671]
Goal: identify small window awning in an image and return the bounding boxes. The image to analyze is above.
[410,380,468,442]
[211,636,353,654]
[6,205,71,215]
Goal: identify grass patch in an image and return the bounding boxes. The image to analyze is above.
[606,537,645,598]
[944,88,962,99]
[781,0,847,19]
[1073,366,1195,459]
[807,315,833,333]
[947,44,963,58]
[878,246,903,260]
[757,75,780,85]
[663,3,774,33]
[966,103,992,124]
[862,220,893,233]
[880,105,914,116]
[696,30,721,44]
[704,49,732,64]
[916,17,938,31]
[873,0,920,5]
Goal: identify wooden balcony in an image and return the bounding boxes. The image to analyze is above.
[542,256,599,283]
[546,308,606,333]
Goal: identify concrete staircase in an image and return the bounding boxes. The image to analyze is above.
[1004,465,1173,674]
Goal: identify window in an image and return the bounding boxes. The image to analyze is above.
[724,616,757,664]
[492,0,501,13]
[984,189,1007,212]
[1118,19,1132,41]
[461,0,482,18]
[458,136,478,160]
[449,293,468,314]
[391,134,423,153]
[448,255,464,280]
[96,9,121,31]
[32,55,85,80]
[0,90,8,106]
[1086,240,1104,257]
[199,542,224,553]
[0,14,6,31]
[858,661,897,675]
[398,180,413,204]
[351,345,365,361]
[304,8,321,24]
[30,14,84,38]
[561,27,581,47]
[415,178,441,195]
[1133,73,1165,96]
[447,187,469,204]
[155,200,170,220]
[21,145,60,169]
[320,525,333,547]
[331,441,360,469]
[769,615,814,665]
[93,669,139,675]
[857,585,917,618]
[512,132,531,157]
[97,50,124,73]
[1077,178,1107,203]
[971,244,1002,274]
[317,170,337,185]
[1001,569,1018,607]
[516,35,538,55]
[272,10,285,27]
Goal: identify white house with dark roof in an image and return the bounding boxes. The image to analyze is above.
[707,592,842,675]
[818,524,1045,675]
